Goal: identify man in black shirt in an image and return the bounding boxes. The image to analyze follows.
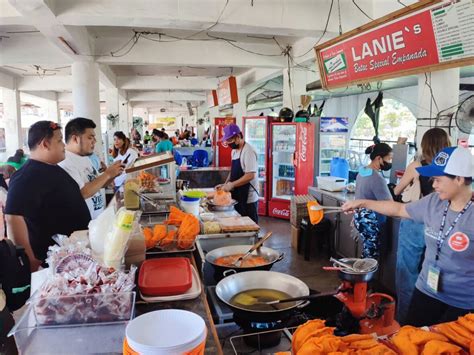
[5,121,91,271]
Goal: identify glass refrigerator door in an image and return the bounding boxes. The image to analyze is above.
[272,124,296,200]
[244,118,267,198]
[319,133,347,175]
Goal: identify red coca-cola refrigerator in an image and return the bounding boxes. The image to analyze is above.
[212,117,235,167]
[268,122,316,219]
[242,116,271,216]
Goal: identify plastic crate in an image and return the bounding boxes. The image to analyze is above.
[290,194,315,227]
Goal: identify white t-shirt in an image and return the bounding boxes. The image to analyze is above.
[113,148,139,188]
[59,150,105,219]
[231,143,259,203]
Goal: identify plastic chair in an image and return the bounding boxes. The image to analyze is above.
[173,150,183,166]
[190,149,209,168]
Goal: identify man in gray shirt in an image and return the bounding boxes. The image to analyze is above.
[342,147,474,326]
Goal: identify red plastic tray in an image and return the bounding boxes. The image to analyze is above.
[138,257,192,296]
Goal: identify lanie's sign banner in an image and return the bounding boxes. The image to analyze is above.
[316,0,474,89]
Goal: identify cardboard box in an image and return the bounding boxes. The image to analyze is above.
[291,225,300,250]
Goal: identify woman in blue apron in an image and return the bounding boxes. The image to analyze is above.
[353,143,393,259]
[216,124,259,223]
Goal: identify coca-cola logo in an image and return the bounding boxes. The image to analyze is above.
[299,127,307,162]
[272,208,290,217]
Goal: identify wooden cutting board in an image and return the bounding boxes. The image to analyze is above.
[216,216,260,232]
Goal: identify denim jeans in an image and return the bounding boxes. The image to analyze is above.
[396,218,425,325]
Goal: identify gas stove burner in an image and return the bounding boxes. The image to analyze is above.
[250,321,280,330]
[233,314,285,348]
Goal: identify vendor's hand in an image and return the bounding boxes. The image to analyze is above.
[221,182,234,192]
[99,161,107,172]
[104,161,124,179]
[341,200,364,214]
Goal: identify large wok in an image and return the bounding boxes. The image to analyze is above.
[205,245,284,282]
[215,270,309,322]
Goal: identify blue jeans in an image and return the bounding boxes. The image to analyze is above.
[396,218,425,325]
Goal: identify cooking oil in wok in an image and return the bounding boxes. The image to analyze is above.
[230,289,295,311]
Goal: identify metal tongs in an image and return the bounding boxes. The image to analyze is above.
[132,190,159,208]
[329,257,378,273]
[310,205,344,214]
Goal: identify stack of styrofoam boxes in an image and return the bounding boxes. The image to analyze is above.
[290,194,315,250]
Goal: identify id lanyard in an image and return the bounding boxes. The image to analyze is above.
[436,200,473,262]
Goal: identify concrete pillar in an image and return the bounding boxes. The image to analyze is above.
[118,89,130,135]
[105,88,120,142]
[233,88,247,128]
[72,61,103,155]
[46,98,60,123]
[282,68,307,113]
[2,88,22,156]
[416,68,460,146]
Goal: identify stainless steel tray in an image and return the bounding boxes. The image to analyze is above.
[206,199,238,212]
[145,243,196,255]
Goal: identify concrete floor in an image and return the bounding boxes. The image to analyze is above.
[257,216,340,293]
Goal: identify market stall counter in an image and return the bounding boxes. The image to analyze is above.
[135,254,223,354]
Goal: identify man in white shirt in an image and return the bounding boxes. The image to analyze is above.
[216,124,259,222]
[59,117,123,219]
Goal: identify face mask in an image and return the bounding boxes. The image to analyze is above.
[380,161,392,171]
[230,142,239,149]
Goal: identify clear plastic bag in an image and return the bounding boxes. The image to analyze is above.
[103,208,142,269]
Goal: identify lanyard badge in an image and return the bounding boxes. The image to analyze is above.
[427,199,472,293]
[435,200,472,262]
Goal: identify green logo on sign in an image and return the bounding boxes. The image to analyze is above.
[324,53,347,74]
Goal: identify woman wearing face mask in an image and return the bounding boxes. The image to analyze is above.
[353,143,393,259]
[215,124,259,223]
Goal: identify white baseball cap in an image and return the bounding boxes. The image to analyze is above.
[417,146,474,178]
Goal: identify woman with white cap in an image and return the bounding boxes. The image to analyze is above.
[342,146,474,326]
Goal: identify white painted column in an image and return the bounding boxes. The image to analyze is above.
[105,88,119,137]
[2,88,22,156]
[72,61,103,155]
[416,68,460,146]
[282,68,308,113]
[46,97,60,123]
[118,89,130,134]
[233,88,247,128]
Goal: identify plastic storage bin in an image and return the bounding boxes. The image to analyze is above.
[316,176,347,192]
[31,291,135,326]
[8,293,135,354]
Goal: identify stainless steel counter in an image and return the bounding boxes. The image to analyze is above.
[308,186,356,202]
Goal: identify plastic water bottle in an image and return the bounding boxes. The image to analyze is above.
[160,166,168,179]
[181,157,187,167]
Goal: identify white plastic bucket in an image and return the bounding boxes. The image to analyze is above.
[180,198,200,216]
[126,309,207,355]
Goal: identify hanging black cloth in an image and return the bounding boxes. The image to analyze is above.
[364,91,384,144]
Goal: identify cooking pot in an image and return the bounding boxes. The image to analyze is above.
[216,270,309,321]
[335,258,378,283]
[205,245,284,282]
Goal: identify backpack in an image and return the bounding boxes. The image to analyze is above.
[0,239,31,311]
